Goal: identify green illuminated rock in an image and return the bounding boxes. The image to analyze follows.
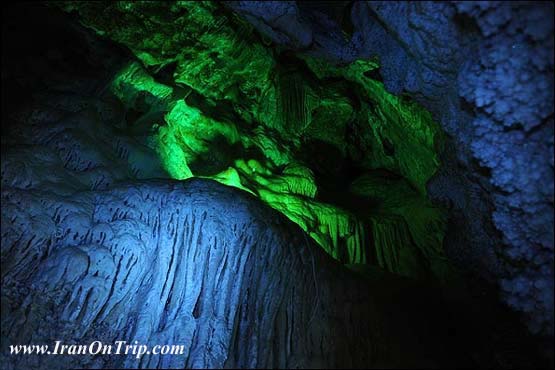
[60,1,275,125]
[351,172,448,279]
[58,1,452,282]
[110,62,175,111]
[303,57,443,194]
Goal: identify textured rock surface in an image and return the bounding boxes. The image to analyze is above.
[55,0,452,284]
[0,61,462,366]
[2,175,470,369]
[0,5,463,368]
[227,0,555,339]
[1,2,553,368]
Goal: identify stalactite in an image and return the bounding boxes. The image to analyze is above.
[276,68,311,135]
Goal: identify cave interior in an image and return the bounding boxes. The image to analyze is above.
[1,1,554,369]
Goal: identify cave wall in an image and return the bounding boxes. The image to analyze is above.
[0,3,467,369]
[1,1,553,368]
[53,0,459,285]
[5,175,458,369]
[0,32,465,365]
[226,0,555,337]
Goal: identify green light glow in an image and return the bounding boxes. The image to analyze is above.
[303,57,443,194]
[157,99,240,179]
[62,1,453,282]
[110,62,174,110]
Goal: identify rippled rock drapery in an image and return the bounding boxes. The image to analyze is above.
[227,0,555,340]
[53,0,454,285]
[2,177,465,369]
[1,2,553,368]
[0,78,458,367]
[0,5,464,368]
